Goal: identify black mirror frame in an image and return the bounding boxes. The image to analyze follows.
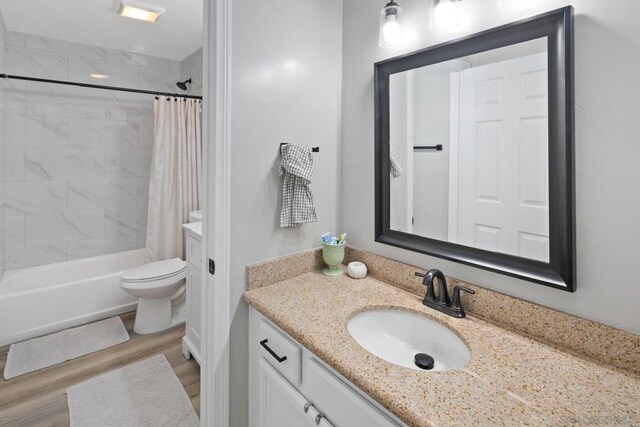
[374,7,575,291]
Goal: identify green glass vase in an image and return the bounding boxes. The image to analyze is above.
[322,241,346,276]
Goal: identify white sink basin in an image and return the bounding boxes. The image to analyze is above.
[347,309,470,372]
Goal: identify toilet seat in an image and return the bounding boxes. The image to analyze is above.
[121,258,186,283]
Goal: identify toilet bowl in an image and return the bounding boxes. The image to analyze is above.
[120,258,187,334]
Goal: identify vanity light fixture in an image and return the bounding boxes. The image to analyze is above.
[118,0,166,23]
[430,0,461,31]
[379,0,404,48]
[90,73,110,79]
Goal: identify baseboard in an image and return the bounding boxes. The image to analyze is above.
[182,336,202,365]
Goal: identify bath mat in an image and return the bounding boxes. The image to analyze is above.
[66,354,199,427]
[3,317,130,380]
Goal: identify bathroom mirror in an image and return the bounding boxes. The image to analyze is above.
[375,7,575,291]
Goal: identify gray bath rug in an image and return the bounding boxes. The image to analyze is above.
[66,354,199,427]
[3,317,130,380]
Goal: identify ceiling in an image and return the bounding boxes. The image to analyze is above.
[0,0,202,61]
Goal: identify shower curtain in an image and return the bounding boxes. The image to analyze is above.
[145,98,202,263]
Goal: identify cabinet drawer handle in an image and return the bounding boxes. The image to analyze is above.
[303,402,314,413]
[315,413,325,425]
[259,339,288,363]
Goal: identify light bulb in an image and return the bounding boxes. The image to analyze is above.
[379,1,404,48]
[382,17,402,47]
[430,0,460,31]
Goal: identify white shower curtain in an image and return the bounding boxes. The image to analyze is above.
[145,98,202,263]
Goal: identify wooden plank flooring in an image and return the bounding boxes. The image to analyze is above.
[0,312,200,427]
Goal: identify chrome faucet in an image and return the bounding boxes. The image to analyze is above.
[414,269,475,318]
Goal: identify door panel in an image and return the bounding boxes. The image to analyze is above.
[258,359,325,427]
[518,116,549,207]
[303,357,398,427]
[456,52,549,262]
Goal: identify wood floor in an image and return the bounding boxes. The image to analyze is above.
[0,312,200,427]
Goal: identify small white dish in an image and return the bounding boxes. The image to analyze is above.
[347,261,367,279]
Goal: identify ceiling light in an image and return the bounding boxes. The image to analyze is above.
[118,1,166,23]
[90,73,110,79]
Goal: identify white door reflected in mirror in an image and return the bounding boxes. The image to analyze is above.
[389,37,550,263]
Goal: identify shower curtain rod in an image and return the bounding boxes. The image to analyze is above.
[0,73,203,100]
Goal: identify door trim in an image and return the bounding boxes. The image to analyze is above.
[447,71,461,243]
[201,0,232,425]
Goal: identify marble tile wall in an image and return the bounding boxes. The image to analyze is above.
[180,48,203,96]
[2,31,182,269]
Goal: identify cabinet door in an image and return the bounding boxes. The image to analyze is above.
[258,358,333,427]
[258,319,302,386]
[187,267,202,350]
[304,357,399,427]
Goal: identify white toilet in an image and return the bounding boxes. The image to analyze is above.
[120,258,187,334]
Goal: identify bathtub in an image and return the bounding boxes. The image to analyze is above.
[0,249,145,346]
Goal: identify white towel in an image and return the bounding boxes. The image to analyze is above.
[390,148,403,178]
[279,143,317,227]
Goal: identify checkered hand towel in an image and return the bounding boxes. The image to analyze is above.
[390,148,403,178]
[279,143,318,227]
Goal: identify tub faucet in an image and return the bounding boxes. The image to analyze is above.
[414,269,475,318]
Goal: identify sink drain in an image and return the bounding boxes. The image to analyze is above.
[414,353,435,370]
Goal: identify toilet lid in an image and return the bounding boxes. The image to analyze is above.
[121,258,187,283]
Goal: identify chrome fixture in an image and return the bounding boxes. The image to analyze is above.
[415,269,475,318]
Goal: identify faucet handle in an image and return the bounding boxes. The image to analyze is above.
[414,271,426,278]
[450,286,475,317]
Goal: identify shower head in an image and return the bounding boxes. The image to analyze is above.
[176,78,192,91]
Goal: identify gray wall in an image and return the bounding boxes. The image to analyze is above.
[389,62,462,239]
[411,63,458,240]
[229,0,343,424]
[341,0,640,334]
[389,72,409,231]
[0,13,6,278]
[2,31,182,269]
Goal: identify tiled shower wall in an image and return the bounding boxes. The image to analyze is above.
[181,48,203,96]
[2,32,182,270]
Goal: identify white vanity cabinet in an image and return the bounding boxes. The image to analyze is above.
[182,225,203,364]
[258,359,333,427]
[249,308,406,427]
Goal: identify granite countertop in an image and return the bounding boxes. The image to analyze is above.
[243,271,640,427]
